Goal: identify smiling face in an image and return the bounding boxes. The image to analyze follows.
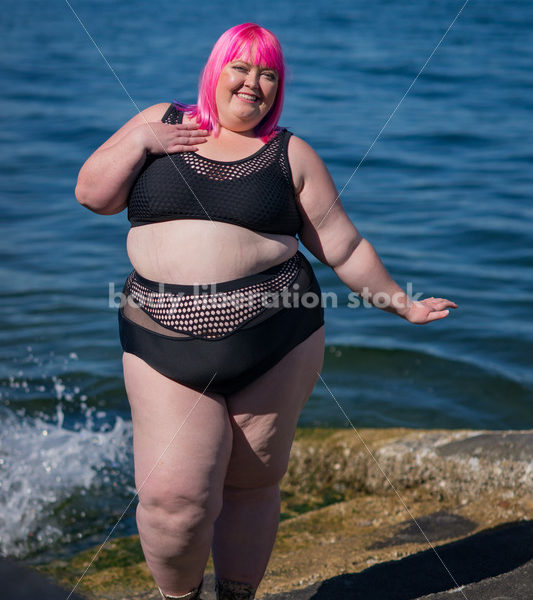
[215,59,279,134]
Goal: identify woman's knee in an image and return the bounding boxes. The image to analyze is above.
[138,479,223,533]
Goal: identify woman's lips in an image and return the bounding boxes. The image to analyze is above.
[235,92,259,103]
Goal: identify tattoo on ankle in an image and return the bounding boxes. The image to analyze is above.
[215,577,257,600]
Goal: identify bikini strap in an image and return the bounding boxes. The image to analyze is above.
[160,103,182,124]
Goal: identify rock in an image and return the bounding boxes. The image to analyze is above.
[363,430,532,502]
[0,556,87,600]
[368,511,477,548]
[437,431,533,461]
[32,428,533,599]
[262,521,533,599]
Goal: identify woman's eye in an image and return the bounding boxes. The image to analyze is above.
[231,65,276,81]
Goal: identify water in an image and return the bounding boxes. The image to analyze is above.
[1,0,532,562]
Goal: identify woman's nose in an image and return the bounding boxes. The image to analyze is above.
[244,69,260,88]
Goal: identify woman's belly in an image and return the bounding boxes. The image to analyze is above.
[126,219,299,284]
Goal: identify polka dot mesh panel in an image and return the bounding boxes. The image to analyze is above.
[124,254,300,339]
[178,134,290,182]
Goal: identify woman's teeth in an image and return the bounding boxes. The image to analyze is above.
[236,93,258,102]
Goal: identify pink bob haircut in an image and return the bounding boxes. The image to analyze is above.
[174,23,286,142]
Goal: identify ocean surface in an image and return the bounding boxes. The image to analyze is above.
[1,0,532,564]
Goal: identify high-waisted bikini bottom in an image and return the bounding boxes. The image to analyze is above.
[118,251,324,395]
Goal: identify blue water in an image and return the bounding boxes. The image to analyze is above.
[1,0,532,562]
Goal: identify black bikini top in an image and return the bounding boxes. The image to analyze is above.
[127,103,303,236]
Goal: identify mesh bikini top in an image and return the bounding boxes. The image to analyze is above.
[127,103,303,236]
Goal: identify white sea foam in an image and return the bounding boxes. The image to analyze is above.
[0,403,133,558]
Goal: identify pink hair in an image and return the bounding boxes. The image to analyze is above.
[174,23,286,143]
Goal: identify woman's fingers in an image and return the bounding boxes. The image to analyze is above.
[171,128,208,147]
[422,297,458,322]
[173,123,208,133]
[174,136,207,146]
[170,146,199,152]
[426,310,450,321]
[173,124,209,136]
[406,296,458,324]
[170,137,206,150]
[426,297,458,309]
[141,122,209,153]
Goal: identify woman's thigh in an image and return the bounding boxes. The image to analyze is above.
[122,352,233,512]
[223,325,325,489]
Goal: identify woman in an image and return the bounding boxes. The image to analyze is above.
[75,23,457,600]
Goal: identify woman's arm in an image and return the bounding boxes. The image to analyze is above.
[288,136,457,323]
[75,103,207,215]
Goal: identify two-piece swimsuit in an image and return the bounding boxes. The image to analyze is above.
[118,103,324,394]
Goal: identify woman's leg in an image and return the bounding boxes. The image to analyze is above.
[211,325,325,590]
[123,352,233,596]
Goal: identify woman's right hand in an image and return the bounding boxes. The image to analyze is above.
[133,121,209,155]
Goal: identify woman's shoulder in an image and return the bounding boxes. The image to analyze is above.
[117,103,174,129]
[136,102,173,122]
[94,103,172,153]
[287,133,312,151]
[284,134,319,195]
[287,133,323,172]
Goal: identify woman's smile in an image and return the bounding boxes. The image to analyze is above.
[235,91,260,103]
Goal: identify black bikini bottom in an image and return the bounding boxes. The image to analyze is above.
[118,251,324,395]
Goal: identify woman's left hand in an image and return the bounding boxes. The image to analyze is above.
[402,297,458,324]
